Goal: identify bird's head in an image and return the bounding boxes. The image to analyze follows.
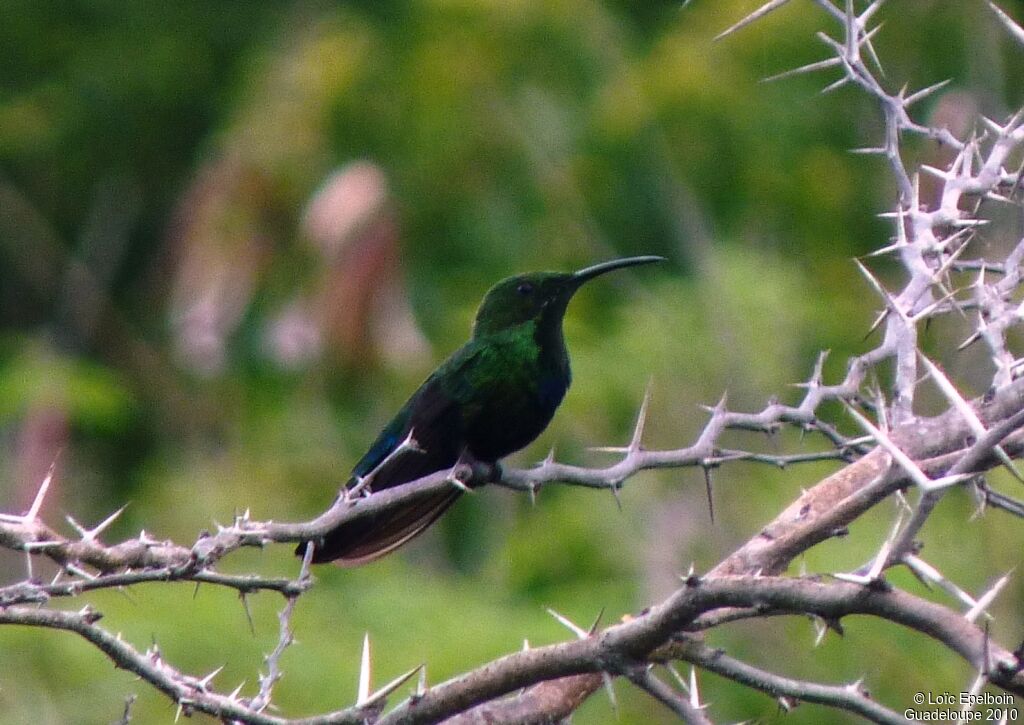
[472,256,663,338]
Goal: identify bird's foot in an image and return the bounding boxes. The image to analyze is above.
[482,460,503,484]
[447,465,474,492]
[446,457,501,491]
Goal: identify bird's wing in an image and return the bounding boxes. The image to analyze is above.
[305,342,489,565]
[351,342,483,489]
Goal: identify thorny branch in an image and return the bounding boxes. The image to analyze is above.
[6,2,1024,723]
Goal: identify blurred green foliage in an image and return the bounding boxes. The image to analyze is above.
[1,1,1023,723]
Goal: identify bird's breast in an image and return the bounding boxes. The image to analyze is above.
[461,340,568,462]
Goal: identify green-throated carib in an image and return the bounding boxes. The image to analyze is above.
[300,256,663,565]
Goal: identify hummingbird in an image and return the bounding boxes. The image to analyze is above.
[300,255,663,565]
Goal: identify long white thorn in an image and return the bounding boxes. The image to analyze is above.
[843,402,935,490]
[629,384,652,452]
[762,56,843,83]
[905,555,979,610]
[67,504,129,543]
[602,671,618,714]
[812,616,829,647]
[905,79,952,107]
[854,258,907,321]
[988,2,1024,47]
[546,608,590,640]
[415,666,428,698]
[919,353,1024,482]
[26,461,57,522]
[865,506,907,580]
[715,0,793,41]
[821,75,850,95]
[664,663,690,692]
[357,633,372,706]
[965,572,1012,623]
[361,664,424,709]
[198,665,225,690]
[689,666,703,710]
[351,430,424,498]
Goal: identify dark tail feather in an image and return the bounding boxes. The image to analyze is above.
[296,489,462,566]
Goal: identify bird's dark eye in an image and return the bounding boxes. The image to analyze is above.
[516,281,534,296]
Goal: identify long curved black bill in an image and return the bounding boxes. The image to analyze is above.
[572,255,665,286]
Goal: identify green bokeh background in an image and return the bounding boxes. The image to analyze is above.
[2,1,1024,722]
